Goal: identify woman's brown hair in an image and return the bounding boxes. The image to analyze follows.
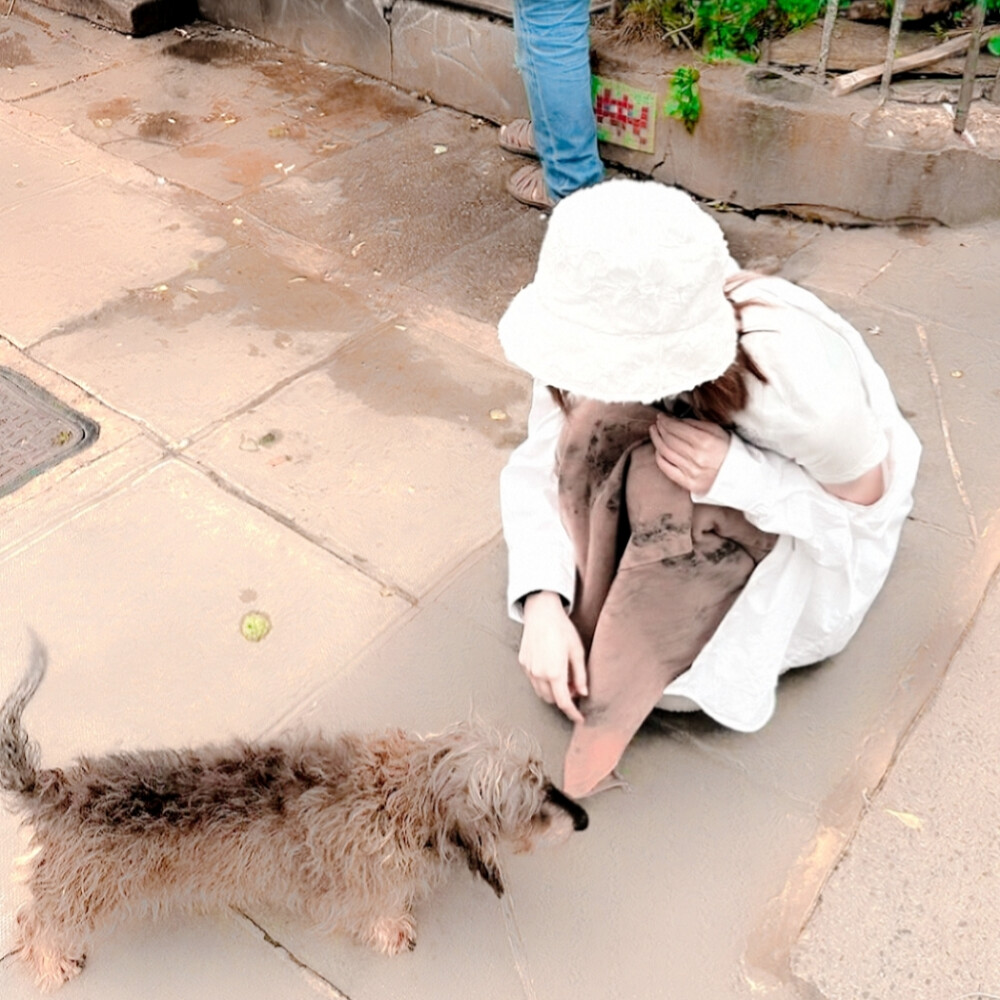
[548,272,769,428]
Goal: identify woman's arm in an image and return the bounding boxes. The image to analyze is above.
[650,414,886,507]
[500,382,589,723]
[499,381,577,620]
[820,464,884,506]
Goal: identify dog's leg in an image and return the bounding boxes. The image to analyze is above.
[16,905,88,992]
[364,912,417,955]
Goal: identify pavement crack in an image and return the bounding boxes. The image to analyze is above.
[905,513,979,544]
[856,246,900,297]
[915,322,978,540]
[176,454,419,605]
[235,909,354,1000]
[497,879,539,1000]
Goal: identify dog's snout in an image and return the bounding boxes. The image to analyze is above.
[544,783,589,831]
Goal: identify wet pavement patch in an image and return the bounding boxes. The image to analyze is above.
[0,368,99,497]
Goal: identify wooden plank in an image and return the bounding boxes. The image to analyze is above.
[830,26,1000,96]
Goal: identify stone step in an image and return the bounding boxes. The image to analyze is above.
[32,0,197,36]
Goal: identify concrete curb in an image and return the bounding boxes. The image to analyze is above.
[195,0,1000,224]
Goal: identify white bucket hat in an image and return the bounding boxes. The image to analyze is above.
[498,180,739,404]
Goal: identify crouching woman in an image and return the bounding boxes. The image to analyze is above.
[498,180,920,797]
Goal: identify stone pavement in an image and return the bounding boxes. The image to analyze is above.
[1,4,999,998]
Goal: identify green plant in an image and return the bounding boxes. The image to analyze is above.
[665,65,702,131]
[617,0,695,40]
[619,0,824,59]
[694,0,823,60]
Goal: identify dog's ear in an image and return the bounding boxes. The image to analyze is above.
[450,830,505,898]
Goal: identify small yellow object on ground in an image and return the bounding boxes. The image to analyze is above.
[240,611,272,642]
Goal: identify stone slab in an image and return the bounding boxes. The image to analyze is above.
[32,0,197,37]
[31,241,383,447]
[391,0,529,122]
[629,58,1000,225]
[0,11,115,101]
[792,570,1000,1000]
[861,218,1000,336]
[404,207,545,327]
[197,0,392,82]
[710,208,820,276]
[237,108,526,289]
[0,114,105,209]
[249,857,529,1000]
[183,0,1000,223]
[0,895,330,998]
[0,460,409,763]
[0,172,224,346]
[6,0,169,64]
[19,31,270,151]
[188,321,528,598]
[380,291,517,368]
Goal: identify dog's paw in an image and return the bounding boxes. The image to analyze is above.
[369,914,417,955]
[32,951,86,992]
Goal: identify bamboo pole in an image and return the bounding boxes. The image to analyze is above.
[816,0,840,79]
[878,0,909,106]
[954,0,988,132]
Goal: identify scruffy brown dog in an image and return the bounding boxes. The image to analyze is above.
[1,638,587,991]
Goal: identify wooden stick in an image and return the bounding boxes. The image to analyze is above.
[877,0,909,105]
[954,0,988,132]
[830,26,1000,97]
[816,0,840,79]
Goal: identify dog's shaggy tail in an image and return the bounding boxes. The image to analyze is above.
[0,631,46,798]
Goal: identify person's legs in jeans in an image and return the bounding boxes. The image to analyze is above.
[513,0,603,201]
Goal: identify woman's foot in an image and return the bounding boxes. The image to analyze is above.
[499,118,538,158]
[507,163,554,210]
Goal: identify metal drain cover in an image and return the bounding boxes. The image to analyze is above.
[0,368,100,498]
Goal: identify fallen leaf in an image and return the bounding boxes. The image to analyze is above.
[885,809,923,830]
[433,144,448,155]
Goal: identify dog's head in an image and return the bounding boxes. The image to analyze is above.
[424,723,587,897]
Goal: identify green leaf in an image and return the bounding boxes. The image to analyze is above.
[988,36,1000,57]
[665,65,702,133]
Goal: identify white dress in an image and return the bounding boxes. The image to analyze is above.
[499,275,922,732]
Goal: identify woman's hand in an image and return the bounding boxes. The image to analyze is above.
[650,414,731,494]
[519,591,588,724]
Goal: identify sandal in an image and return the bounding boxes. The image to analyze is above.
[507,163,554,210]
[499,118,538,158]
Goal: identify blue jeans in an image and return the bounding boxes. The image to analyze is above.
[513,0,604,201]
